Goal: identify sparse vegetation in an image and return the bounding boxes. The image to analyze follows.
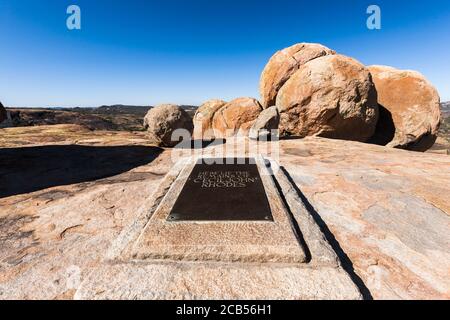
[438,116,450,145]
[4,105,198,132]
[429,104,450,154]
[0,124,149,148]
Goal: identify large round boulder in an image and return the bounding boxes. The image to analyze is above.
[276,54,379,142]
[368,65,441,152]
[143,104,193,147]
[259,43,336,108]
[193,99,226,139]
[212,97,263,138]
[0,102,6,124]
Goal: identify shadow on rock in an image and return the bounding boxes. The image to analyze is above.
[280,166,374,300]
[368,104,396,146]
[0,145,163,198]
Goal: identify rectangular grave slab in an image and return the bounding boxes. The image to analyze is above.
[168,158,272,222]
[79,154,362,300]
[124,156,307,264]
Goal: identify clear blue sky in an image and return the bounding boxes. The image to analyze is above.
[1,0,449,107]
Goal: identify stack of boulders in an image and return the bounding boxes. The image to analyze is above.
[258,43,441,151]
[143,43,441,151]
[193,98,264,139]
[0,102,7,124]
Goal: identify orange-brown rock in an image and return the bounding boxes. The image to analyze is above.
[249,106,280,141]
[0,102,6,123]
[193,99,226,139]
[212,97,263,138]
[276,54,379,142]
[259,43,336,108]
[368,66,441,152]
[143,104,193,147]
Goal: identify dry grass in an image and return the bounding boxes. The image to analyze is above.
[0,124,150,148]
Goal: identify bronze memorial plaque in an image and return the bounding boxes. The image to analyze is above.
[168,158,273,221]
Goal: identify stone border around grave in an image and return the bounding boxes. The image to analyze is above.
[74,263,361,300]
[123,155,308,264]
[105,157,191,262]
[269,158,341,268]
[76,155,361,300]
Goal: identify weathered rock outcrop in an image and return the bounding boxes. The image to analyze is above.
[143,104,193,147]
[278,137,450,300]
[212,97,263,138]
[0,102,6,124]
[249,106,280,140]
[193,99,226,139]
[259,43,336,108]
[0,132,449,300]
[368,66,441,152]
[276,55,379,142]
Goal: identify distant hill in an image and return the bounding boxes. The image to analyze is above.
[7,108,118,131]
[432,102,450,154]
[57,105,151,116]
[62,104,198,116]
[4,104,199,131]
[95,105,151,115]
[441,101,450,117]
[179,105,198,117]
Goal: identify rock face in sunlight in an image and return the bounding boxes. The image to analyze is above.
[0,102,6,124]
[212,97,263,138]
[143,104,193,147]
[368,65,441,152]
[249,106,280,141]
[193,99,226,139]
[0,133,449,300]
[259,43,336,108]
[276,54,379,142]
[277,137,450,300]
[258,43,443,151]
